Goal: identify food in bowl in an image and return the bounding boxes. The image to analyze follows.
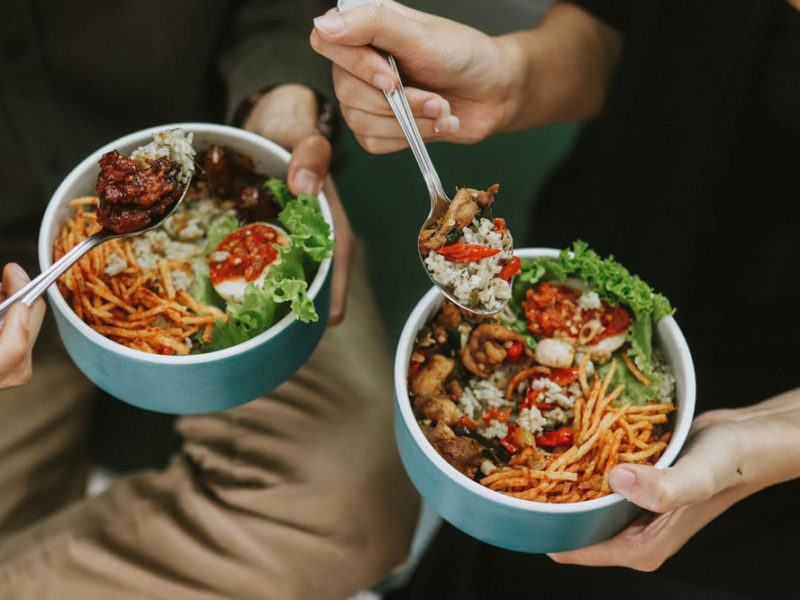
[53,134,334,356]
[407,241,676,503]
[96,129,196,234]
[420,185,519,313]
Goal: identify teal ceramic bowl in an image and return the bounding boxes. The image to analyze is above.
[38,123,333,414]
[394,248,696,553]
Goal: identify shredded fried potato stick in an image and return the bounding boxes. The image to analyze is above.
[54,199,227,355]
[481,364,674,503]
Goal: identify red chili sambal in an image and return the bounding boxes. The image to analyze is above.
[209,223,287,285]
[522,282,631,342]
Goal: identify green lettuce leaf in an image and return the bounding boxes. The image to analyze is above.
[264,177,294,208]
[202,180,334,351]
[205,215,239,253]
[514,241,674,406]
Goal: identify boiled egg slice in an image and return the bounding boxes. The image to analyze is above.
[208,223,290,301]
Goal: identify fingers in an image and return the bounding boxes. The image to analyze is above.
[321,178,352,327]
[607,458,716,514]
[332,65,451,121]
[549,483,747,570]
[287,133,332,196]
[311,29,397,93]
[313,4,427,56]
[0,264,45,388]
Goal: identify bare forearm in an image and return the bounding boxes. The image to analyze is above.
[496,2,622,132]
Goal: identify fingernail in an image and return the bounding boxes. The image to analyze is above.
[293,168,321,195]
[314,14,346,35]
[9,263,30,284]
[608,467,636,497]
[372,73,395,93]
[423,98,446,119]
[433,115,460,135]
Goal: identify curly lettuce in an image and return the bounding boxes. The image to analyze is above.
[194,178,334,351]
[510,241,674,405]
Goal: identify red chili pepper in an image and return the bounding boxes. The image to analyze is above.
[408,360,422,381]
[507,341,524,363]
[436,243,501,263]
[550,367,579,386]
[500,426,519,454]
[535,402,558,412]
[535,427,574,448]
[498,256,522,281]
[456,415,476,430]
[521,388,542,411]
[492,217,507,233]
[484,407,512,423]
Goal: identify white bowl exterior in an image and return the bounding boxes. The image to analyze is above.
[394,248,696,551]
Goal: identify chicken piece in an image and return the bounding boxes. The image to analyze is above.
[437,300,464,332]
[411,354,455,396]
[419,184,499,252]
[414,395,464,425]
[461,323,531,378]
[423,421,483,478]
[96,151,184,234]
[446,379,464,401]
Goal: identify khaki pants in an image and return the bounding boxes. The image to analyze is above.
[0,247,419,599]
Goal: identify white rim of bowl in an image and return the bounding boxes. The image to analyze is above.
[38,122,334,365]
[394,247,696,514]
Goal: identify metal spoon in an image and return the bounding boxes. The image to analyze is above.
[337,0,505,316]
[0,182,191,325]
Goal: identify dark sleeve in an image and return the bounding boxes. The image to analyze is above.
[565,0,636,32]
[218,0,335,124]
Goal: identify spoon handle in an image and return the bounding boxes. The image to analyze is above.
[336,0,448,209]
[0,233,105,321]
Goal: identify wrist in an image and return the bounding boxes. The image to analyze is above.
[243,84,322,148]
[491,31,543,134]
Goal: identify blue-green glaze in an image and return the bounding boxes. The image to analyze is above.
[50,273,330,414]
[395,404,640,553]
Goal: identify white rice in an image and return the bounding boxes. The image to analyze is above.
[517,407,547,435]
[104,252,128,276]
[653,349,677,403]
[478,419,508,440]
[131,128,196,185]
[458,369,513,418]
[425,217,513,312]
[129,191,231,271]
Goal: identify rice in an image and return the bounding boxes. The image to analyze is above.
[131,128,196,185]
[425,217,513,312]
[131,191,231,271]
[478,419,508,440]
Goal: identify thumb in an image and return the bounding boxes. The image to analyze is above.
[313,4,425,55]
[286,132,332,196]
[608,458,716,513]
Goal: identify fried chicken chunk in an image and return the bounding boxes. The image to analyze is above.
[96,151,184,234]
[419,184,499,252]
[411,354,455,397]
[422,422,483,478]
[461,323,531,378]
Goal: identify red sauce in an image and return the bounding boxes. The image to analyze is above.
[209,223,286,285]
[522,282,632,342]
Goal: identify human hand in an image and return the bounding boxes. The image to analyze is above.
[548,408,771,570]
[0,264,46,388]
[243,83,353,326]
[310,1,522,153]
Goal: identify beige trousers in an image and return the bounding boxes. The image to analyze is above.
[0,247,419,599]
